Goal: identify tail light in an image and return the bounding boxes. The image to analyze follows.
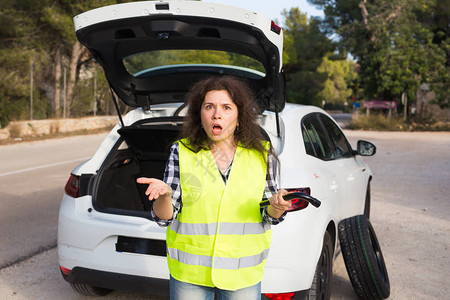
[64,174,80,198]
[271,21,282,34]
[286,187,311,212]
[59,265,71,277]
[265,292,295,300]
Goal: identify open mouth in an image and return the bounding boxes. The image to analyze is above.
[212,124,223,135]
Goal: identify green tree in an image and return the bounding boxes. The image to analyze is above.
[123,49,265,76]
[0,0,132,127]
[37,0,126,118]
[0,0,51,126]
[308,0,449,109]
[282,8,334,106]
[317,56,357,107]
[416,0,450,108]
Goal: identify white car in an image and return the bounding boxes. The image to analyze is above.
[58,1,390,299]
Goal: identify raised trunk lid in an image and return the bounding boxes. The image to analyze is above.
[74,1,285,112]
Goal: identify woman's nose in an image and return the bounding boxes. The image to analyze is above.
[213,109,221,119]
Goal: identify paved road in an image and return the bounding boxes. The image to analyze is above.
[0,131,449,299]
[329,113,352,128]
[0,134,107,269]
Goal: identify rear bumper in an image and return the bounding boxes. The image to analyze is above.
[58,194,169,280]
[61,266,169,297]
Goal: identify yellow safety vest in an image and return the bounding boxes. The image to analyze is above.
[166,139,271,291]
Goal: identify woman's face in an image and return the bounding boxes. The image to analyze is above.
[200,89,239,146]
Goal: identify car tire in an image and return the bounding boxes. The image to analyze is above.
[70,283,112,296]
[307,231,333,300]
[338,215,390,300]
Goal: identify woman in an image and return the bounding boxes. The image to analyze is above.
[137,76,291,300]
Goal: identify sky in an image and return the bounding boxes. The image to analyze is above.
[204,0,324,23]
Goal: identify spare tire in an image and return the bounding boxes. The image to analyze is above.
[338,215,390,300]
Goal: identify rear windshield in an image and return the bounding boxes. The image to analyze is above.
[123,49,266,77]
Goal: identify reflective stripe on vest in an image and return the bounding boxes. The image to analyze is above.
[170,219,271,236]
[167,247,270,270]
[166,139,271,291]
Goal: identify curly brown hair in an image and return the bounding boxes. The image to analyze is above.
[180,76,272,159]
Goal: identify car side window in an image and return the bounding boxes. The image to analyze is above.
[319,115,353,159]
[302,125,315,156]
[302,114,335,160]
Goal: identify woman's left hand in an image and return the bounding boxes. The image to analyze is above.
[267,189,292,218]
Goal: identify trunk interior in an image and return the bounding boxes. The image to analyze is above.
[92,117,183,219]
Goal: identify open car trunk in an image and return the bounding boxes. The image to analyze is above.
[92,117,183,219]
[77,1,287,219]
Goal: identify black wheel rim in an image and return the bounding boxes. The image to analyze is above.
[317,242,331,299]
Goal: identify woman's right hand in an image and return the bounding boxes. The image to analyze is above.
[136,177,172,201]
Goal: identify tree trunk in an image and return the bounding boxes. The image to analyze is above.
[402,92,408,122]
[359,0,376,43]
[53,46,62,118]
[65,41,85,117]
[359,0,369,27]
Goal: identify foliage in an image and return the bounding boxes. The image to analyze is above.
[349,113,405,131]
[0,0,130,127]
[317,56,357,106]
[70,62,115,117]
[308,0,449,109]
[1,0,341,128]
[6,0,443,129]
[0,1,47,126]
[349,113,450,131]
[123,50,264,75]
[282,8,334,106]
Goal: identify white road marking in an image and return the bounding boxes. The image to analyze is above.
[0,157,90,177]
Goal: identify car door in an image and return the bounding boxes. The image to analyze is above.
[301,114,349,213]
[318,114,367,218]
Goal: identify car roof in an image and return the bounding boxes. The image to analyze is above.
[74,1,285,112]
[281,103,326,116]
